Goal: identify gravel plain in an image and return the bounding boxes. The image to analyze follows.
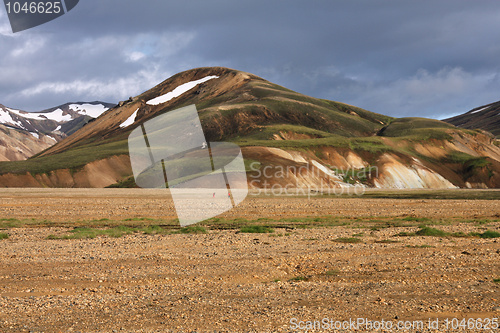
[0,189,499,332]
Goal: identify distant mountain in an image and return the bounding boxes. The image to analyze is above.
[0,101,115,136]
[0,101,114,161]
[0,125,57,161]
[443,101,500,137]
[0,67,500,189]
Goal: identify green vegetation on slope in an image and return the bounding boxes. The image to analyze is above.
[378,117,454,138]
[0,138,129,175]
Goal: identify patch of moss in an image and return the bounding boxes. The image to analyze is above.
[415,227,448,237]
[239,225,274,233]
[334,237,362,243]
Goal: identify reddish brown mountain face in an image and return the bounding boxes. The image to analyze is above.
[444,101,500,137]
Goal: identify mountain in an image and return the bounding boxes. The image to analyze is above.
[443,101,500,137]
[0,125,57,161]
[0,102,114,161]
[38,68,393,157]
[0,67,500,189]
[0,101,115,136]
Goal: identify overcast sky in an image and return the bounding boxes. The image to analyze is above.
[1,0,500,119]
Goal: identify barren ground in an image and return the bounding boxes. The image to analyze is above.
[0,189,499,332]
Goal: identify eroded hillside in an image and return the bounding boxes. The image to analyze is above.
[0,67,499,189]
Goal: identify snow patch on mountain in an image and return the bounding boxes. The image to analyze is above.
[69,103,108,118]
[7,107,72,122]
[0,108,24,128]
[1,103,109,126]
[471,106,488,114]
[120,108,139,128]
[147,76,219,106]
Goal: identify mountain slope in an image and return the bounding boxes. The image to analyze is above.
[0,102,114,161]
[39,67,393,157]
[443,101,500,137]
[0,125,57,161]
[0,101,114,137]
[1,67,500,189]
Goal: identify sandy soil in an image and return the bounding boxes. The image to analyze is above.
[0,189,499,332]
[0,188,499,222]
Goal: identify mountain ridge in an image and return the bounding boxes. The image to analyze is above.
[0,67,499,189]
[39,67,394,157]
[0,101,114,161]
[443,101,500,137]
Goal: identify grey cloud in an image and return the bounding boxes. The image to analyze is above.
[1,0,500,118]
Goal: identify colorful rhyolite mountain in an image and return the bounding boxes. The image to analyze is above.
[0,67,499,189]
[0,102,114,161]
